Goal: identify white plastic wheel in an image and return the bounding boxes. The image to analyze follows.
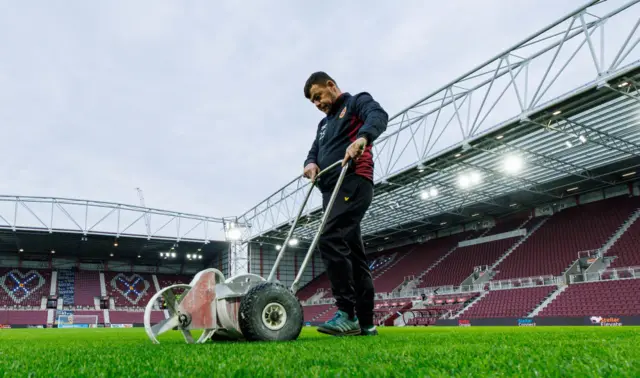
[261,302,287,331]
[143,284,213,344]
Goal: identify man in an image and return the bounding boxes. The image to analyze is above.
[302,71,388,336]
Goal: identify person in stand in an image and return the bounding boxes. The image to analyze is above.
[302,72,388,336]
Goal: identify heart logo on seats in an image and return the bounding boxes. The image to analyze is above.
[110,273,150,305]
[0,269,45,304]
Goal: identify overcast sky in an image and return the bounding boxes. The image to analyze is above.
[0,0,589,221]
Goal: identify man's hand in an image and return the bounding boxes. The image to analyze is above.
[342,137,368,167]
[303,163,320,181]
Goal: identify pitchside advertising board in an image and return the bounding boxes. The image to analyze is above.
[435,316,636,327]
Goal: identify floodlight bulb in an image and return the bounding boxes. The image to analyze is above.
[289,238,298,246]
[504,155,523,174]
[227,228,242,240]
[458,174,470,189]
[470,171,481,185]
[420,191,429,200]
[429,187,438,197]
[275,245,282,250]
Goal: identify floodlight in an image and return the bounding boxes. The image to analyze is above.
[503,154,523,174]
[288,238,298,246]
[227,228,242,241]
[429,187,438,197]
[420,191,429,200]
[458,174,471,189]
[275,245,282,250]
[470,171,481,185]
[458,171,481,189]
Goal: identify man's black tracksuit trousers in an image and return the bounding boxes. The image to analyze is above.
[318,173,375,327]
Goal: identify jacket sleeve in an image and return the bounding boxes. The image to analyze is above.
[304,121,322,167]
[354,92,389,146]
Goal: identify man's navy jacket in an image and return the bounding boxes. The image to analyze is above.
[304,92,388,193]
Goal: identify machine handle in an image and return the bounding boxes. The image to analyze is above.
[267,159,349,285]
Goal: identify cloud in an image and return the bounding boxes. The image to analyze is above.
[0,0,588,227]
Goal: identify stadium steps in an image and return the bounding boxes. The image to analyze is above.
[152,275,161,292]
[527,285,569,317]
[410,244,462,289]
[50,271,58,297]
[373,246,417,281]
[99,272,107,297]
[410,230,491,290]
[311,305,336,322]
[490,216,549,272]
[305,289,328,303]
[599,207,640,256]
[452,291,489,319]
[560,258,582,283]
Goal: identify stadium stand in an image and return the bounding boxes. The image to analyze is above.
[104,272,157,308]
[296,272,331,302]
[109,311,165,324]
[0,268,51,308]
[57,269,75,307]
[295,194,640,326]
[74,270,101,308]
[1,195,640,328]
[537,279,640,318]
[0,310,47,325]
[418,237,520,288]
[302,304,335,323]
[375,233,469,293]
[492,196,640,280]
[604,210,640,269]
[461,286,556,318]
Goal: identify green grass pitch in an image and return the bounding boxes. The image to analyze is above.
[0,326,638,377]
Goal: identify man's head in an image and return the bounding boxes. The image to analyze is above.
[304,71,342,114]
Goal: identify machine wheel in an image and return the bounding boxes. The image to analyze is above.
[239,282,303,342]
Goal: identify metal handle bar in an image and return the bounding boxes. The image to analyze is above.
[266,159,349,292]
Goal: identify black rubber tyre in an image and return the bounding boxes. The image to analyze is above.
[238,282,303,342]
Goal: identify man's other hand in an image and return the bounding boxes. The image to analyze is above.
[343,137,367,167]
[304,163,320,181]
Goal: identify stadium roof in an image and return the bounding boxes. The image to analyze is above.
[0,196,233,266]
[0,228,230,267]
[237,0,640,252]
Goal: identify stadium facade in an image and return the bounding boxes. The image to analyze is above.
[2,0,640,328]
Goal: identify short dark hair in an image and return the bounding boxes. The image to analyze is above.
[304,71,337,99]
